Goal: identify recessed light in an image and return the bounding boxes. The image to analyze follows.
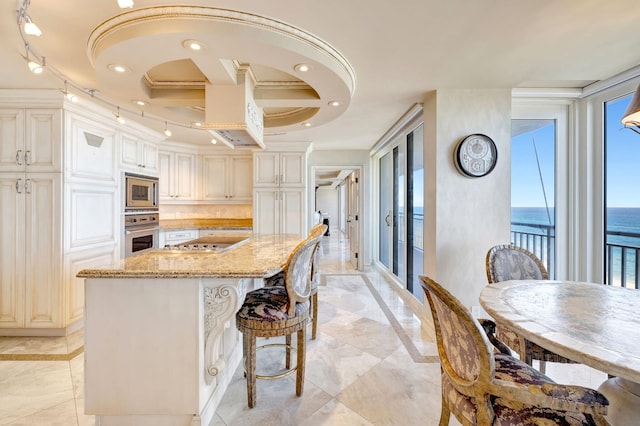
[183,39,206,52]
[108,64,130,73]
[211,138,217,145]
[134,100,146,106]
[294,63,311,73]
[117,0,134,8]
[328,100,340,107]
[302,122,312,127]
[192,122,202,127]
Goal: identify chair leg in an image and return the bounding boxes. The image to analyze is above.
[296,327,306,396]
[311,292,318,340]
[285,334,292,369]
[539,360,547,374]
[244,333,257,408]
[439,389,451,426]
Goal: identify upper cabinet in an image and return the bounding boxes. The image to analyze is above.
[201,154,252,202]
[0,108,62,173]
[120,133,158,175]
[158,149,197,202]
[253,151,305,187]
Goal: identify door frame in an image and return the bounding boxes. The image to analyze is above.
[309,164,364,271]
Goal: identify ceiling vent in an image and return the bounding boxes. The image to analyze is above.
[204,69,264,149]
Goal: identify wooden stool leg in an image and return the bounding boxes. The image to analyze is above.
[296,327,306,396]
[244,333,257,408]
[311,292,318,340]
[285,334,292,369]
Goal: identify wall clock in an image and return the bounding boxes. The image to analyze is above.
[454,134,497,178]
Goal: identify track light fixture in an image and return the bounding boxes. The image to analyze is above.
[163,121,172,137]
[115,106,126,124]
[23,15,41,36]
[63,81,78,102]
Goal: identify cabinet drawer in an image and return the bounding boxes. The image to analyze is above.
[198,229,251,238]
[164,229,197,243]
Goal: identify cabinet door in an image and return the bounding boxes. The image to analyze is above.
[280,189,305,236]
[158,151,173,201]
[253,189,279,234]
[174,153,196,200]
[201,156,228,201]
[0,109,25,172]
[280,152,305,186]
[24,173,61,328]
[253,152,279,186]
[229,156,253,201]
[121,134,140,169]
[25,109,62,172]
[140,140,158,174]
[0,173,26,327]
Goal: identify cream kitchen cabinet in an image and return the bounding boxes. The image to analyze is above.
[253,151,305,187]
[120,133,159,175]
[158,150,196,202]
[253,188,305,235]
[0,108,62,173]
[201,154,252,202]
[0,173,61,329]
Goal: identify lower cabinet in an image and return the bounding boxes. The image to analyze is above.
[253,188,305,236]
[0,173,62,329]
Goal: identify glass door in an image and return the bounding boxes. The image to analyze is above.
[377,123,424,301]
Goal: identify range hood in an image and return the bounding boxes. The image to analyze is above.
[203,70,265,149]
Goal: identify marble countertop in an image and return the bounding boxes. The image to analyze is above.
[480,280,640,383]
[160,218,252,230]
[77,234,302,279]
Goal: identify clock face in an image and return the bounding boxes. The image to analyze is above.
[455,134,497,177]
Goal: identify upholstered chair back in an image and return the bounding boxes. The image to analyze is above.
[486,244,548,283]
[421,276,494,416]
[284,233,323,316]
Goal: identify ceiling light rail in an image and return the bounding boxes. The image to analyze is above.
[12,0,254,148]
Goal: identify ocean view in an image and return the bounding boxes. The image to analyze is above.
[512,207,640,287]
[512,207,640,247]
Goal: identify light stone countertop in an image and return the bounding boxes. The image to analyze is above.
[77,234,303,279]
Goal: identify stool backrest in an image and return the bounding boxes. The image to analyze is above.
[284,231,324,315]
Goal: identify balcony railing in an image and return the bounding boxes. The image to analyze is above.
[510,222,556,278]
[510,222,640,289]
[605,230,640,289]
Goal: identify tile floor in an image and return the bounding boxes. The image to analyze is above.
[0,229,608,425]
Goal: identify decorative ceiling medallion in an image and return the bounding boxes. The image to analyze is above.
[87,6,355,135]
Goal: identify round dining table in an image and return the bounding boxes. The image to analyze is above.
[479,280,640,426]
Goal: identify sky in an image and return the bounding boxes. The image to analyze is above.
[511,93,640,209]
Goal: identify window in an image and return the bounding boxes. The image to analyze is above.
[604,93,640,288]
[511,119,556,277]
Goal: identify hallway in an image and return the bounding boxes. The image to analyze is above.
[0,228,606,425]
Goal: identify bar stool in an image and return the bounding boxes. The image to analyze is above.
[235,232,323,408]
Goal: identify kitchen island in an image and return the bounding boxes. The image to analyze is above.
[77,234,303,426]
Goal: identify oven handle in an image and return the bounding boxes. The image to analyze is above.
[125,226,160,236]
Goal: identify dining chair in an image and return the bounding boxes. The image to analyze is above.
[235,231,323,408]
[263,223,326,339]
[420,275,610,426]
[486,244,577,374]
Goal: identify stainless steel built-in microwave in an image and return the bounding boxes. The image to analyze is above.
[124,173,158,211]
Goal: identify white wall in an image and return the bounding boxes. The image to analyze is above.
[316,187,339,227]
[423,89,512,309]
